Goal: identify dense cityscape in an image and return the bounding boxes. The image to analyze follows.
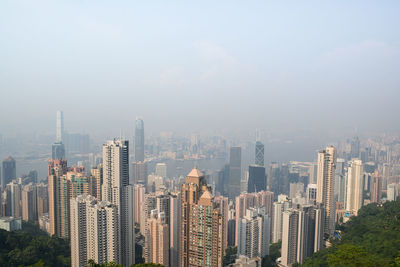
[0,111,399,266]
[2,1,400,266]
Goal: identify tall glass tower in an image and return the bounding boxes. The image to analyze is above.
[135,118,145,162]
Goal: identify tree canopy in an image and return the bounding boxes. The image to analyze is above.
[303,200,400,266]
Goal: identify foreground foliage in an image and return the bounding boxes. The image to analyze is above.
[0,222,70,267]
[303,200,400,266]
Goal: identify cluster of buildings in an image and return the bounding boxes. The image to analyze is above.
[1,111,400,267]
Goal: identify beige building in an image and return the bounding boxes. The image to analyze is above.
[316,146,337,237]
[180,167,224,267]
[145,210,170,267]
[22,183,37,222]
[345,159,364,215]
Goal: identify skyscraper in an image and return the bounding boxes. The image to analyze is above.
[281,204,324,266]
[145,210,170,267]
[22,183,37,222]
[135,118,145,162]
[179,167,224,267]
[235,190,274,245]
[70,194,120,267]
[255,141,264,166]
[237,207,270,259]
[101,139,134,266]
[345,159,364,215]
[316,146,337,237]
[56,110,64,142]
[272,198,291,243]
[229,147,242,199]
[132,161,148,185]
[247,165,266,193]
[52,142,65,160]
[2,156,16,189]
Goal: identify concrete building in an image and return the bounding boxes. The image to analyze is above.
[70,194,120,267]
[271,198,291,243]
[0,217,22,231]
[387,183,398,201]
[145,210,170,267]
[180,167,224,267]
[306,184,317,204]
[89,164,102,200]
[316,146,337,237]
[235,190,274,245]
[289,182,304,199]
[230,255,261,267]
[132,161,148,185]
[134,184,146,224]
[22,183,37,222]
[237,207,270,259]
[345,159,364,215]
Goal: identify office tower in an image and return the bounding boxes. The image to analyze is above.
[237,207,270,258]
[132,161,148,185]
[70,195,120,267]
[281,205,324,266]
[65,133,90,154]
[306,184,317,204]
[2,156,16,189]
[36,183,48,218]
[229,147,242,199]
[134,184,146,224]
[56,110,64,142]
[145,210,170,267]
[335,158,345,202]
[22,183,37,222]
[169,192,181,267]
[101,139,134,266]
[135,118,145,162]
[155,163,167,178]
[52,142,65,160]
[235,190,274,245]
[180,167,224,267]
[271,199,291,243]
[216,164,229,196]
[214,195,229,252]
[247,165,266,193]
[268,162,279,192]
[6,181,22,218]
[90,164,103,200]
[255,141,264,167]
[316,146,337,237]
[387,183,398,201]
[345,159,364,215]
[289,182,304,199]
[370,172,382,203]
[350,136,360,159]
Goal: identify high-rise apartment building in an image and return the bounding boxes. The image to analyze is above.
[145,210,170,267]
[6,181,22,218]
[135,118,145,162]
[247,165,266,193]
[272,198,291,243]
[22,183,37,222]
[316,146,337,237]
[387,183,398,201]
[255,141,264,167]
[370,172,382,203]
[101,139,134,267]
[70,194,120,267]
[345,159,364,215]
[180,168,224,267]
[214,195,229,252]
[2,156,16,189]
[281,204,324,266]
[237,207,270,259]
[89,164,102,200]
[134,184,146,224]
[235,190,274,245]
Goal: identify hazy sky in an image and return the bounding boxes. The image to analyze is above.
[1,0,400,138]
